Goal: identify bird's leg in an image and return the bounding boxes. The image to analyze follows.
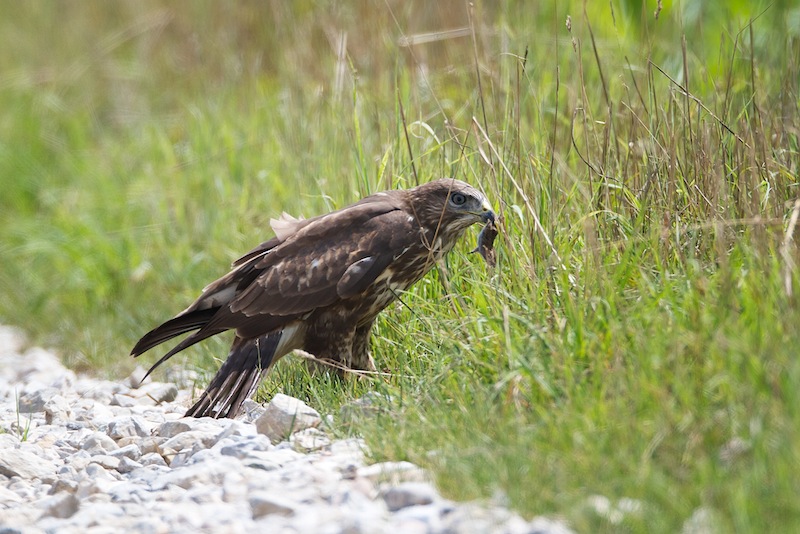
[303,314,376,377]
[350,319,377,372]
[303,320,357,378]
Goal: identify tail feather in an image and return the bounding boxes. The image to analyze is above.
[132,307,229,381]
[185,331,283,418]
[131,308,219,356]
[140,325,228,381]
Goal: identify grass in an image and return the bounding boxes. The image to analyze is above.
[2,1,799,531]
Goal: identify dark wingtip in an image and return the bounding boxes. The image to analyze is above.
[129,308,220,358]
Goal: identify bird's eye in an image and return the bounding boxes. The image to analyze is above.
[450,192,468,206]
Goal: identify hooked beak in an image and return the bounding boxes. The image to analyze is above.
[481,201,496,224]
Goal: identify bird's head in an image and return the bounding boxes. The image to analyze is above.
[409,178,495,238]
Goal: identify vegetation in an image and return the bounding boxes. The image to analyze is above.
[1,1,798,531]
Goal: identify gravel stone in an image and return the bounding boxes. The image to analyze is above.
[80,432,119,454]
[290,427,331,452]
[129,382,179,404]
[0,324,573,534]
[219,434,274,459]
[107,415,151,440]
[382,482,437,511]
[106,443,142,461]
[139,452,169,467]
[158,429,218,455]
[88,454,122,471]
[249,491,297,518]
[124,365,150,389]
[255,393,321,442]
[43,394,72,423]
[0,448,57,480]
[36,492,80,519]
[18,386,59,413]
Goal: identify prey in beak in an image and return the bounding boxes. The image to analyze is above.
[472,210,498,268]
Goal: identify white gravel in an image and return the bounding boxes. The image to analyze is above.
[0,325,572,533]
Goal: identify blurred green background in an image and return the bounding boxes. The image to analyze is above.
[2,1,800,531]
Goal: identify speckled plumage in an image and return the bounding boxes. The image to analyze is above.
[131,179,494,418]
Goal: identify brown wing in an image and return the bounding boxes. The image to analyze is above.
[228,199,418,318]
[137,195,418,361]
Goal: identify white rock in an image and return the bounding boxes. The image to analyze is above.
[0,485,24,504]
[391,503,445,532]
[0,447,57,479]
[241,455,282,472]
[56,500,126,526]
[329,438,368,468]
[241,398,267,422]
[213,419,258,442]
[139,452,169,467]
[106,415,151,440]
[158,430,218,458]
[219,434,274,459]
[83,462,121,481]
[80,431,119,454]
[290,427,331,452]
[75,401,115,422]
[157,417,232,438]
[106,443,142,461]
[152,456,242,490]
[36,492,80,519]
[128,382,178,404]
[157,419,192,437]
[216,476,247,507]
[124,365,151,389]
[249,491,297,518]
[129,436,167,455]
[382,482,438,511]
[65,451,93,472]
[0,324,579,534]
[255,394,321,442]
[44,394,72,423]
[110,393,137,407]
[76,474,121,499]
[50,477,79,495]
[88,454,122,471]
[19,440,61,463]
[258,447,304,467]
[6,478,36,500]
[18,386,60,412]
[18,347,68,385]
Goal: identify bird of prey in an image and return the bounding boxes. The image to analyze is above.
[131,178,495,418]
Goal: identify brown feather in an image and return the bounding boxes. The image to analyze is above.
[131,178,494,418]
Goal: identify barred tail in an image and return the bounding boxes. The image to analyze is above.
[185,331,282,419]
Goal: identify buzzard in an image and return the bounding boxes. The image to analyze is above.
[131,178,495,418]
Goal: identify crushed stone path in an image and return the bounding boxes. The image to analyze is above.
[0,325,571,533]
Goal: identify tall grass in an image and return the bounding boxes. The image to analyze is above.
[1,1,799,531]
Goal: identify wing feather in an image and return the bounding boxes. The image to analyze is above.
[337,256,385,298]
[228,200,416,317]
